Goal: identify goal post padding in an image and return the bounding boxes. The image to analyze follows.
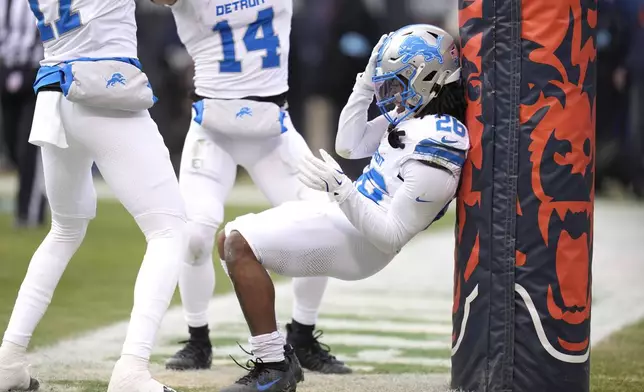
[452,0,596,391]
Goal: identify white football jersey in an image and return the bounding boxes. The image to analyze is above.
[355,114,469,211]
[170,0,292,99]
[29,0,137,66]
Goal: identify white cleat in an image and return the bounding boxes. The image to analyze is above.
[107,355,178,392]
[0,361,39,392]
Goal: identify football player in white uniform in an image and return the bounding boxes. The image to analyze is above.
[150,0,349,375]
[150,0,351,373]
[214,24,468,392]
[0,1,187,392]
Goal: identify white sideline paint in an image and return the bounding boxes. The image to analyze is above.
[24,199,644,387]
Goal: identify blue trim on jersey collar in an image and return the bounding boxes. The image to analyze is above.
[33,57,156,104]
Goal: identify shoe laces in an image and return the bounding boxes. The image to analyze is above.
[307,330,337,362]
[229,343,270,385]
[175,339,209,358]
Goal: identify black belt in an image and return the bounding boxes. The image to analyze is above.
[36,83,63,93]
[190,91,288,107]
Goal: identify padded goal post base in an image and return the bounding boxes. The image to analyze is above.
[452,1,596,391]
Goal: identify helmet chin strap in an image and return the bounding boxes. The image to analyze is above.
[405,66,463,119]
[409,63,426,98]
[443,68,462,84]
[399,63,425,118]
[394,62,455,123]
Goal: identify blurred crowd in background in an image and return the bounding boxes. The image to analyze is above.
[0,0,642,229]
[597,0,644,197]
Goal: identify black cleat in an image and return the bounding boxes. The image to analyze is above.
[27,378,39,391]
[286,323,352,375]
[220,356,297,392]
[165,338,212,370]
[284,344,304,383]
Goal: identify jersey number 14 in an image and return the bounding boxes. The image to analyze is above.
[213,7,280,73]
[28,0,82,42]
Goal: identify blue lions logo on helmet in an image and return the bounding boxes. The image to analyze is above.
[398,35,444,65]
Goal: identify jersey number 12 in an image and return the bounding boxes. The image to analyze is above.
[213,7,280,73]
[28,0,82,42]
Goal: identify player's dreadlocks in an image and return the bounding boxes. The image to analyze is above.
[417,81,467,125]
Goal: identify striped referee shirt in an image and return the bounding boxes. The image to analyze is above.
[0,0,43,68]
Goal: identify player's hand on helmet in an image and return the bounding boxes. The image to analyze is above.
[298,149,353,203]
[356,33,391,92]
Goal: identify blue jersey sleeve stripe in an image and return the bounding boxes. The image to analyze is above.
[414,143,465,167]
[416,138,466,153]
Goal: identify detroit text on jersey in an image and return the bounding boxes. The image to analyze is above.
[171,0,292,99]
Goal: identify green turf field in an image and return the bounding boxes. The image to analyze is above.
[0,201,264,348]
[591,319,644,391]
[1,200,643,391]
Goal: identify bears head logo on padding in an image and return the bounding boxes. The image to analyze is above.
[517,0,596,364]
[106,73,126,88]
[398,35,444,65]
[453,0,596,371]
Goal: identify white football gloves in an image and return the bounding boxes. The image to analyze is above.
[298,149,353,203]
[355,33,391,93]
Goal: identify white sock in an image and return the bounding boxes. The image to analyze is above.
[0,341,27,361]
[3,217,87,348]
[179,256,215,328]
[0,341,31,392]
[179,221,217,328]
[121,214,187,359]
[115,353,148,371]
[249,331,285,363]
[108,354,158,392]
[291,277,328,326]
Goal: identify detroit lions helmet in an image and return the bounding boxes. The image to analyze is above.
[373,24,461,126]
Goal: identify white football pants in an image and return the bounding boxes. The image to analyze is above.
[178,107,328,328]
[1,98,187,360]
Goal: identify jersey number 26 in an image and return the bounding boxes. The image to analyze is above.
[28,0,82,42]
[436,115,466,137]
[213,7,280,73]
